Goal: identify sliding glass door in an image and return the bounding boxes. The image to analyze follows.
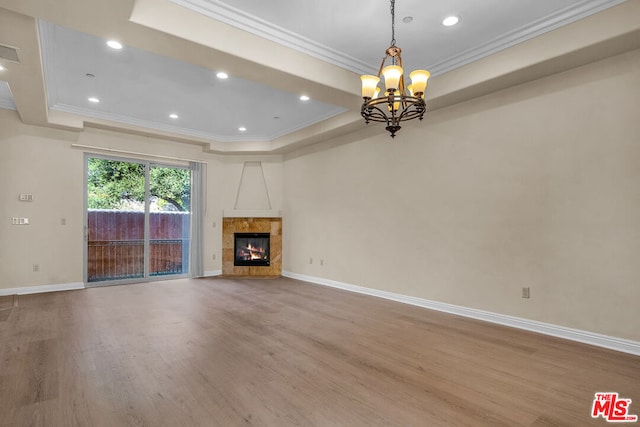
[148,165,191,277]
[85,156,192,284]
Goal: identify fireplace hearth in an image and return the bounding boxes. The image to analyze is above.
[234,233,270,266]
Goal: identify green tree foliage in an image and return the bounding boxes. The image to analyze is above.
[150,166,191,211]
[87,158,191,211]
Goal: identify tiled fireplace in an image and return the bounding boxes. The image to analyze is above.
[222,217,282,277]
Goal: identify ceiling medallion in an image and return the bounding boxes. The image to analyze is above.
[360,0,430,138]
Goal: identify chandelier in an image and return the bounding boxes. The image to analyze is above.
[360,0,430,138]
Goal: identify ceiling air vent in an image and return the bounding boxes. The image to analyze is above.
[0,44,20,63]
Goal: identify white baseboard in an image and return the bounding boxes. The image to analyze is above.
[0,272,224,296]
[0,270,222,297]
[203,270,222,277]
[0,282,85,296]
[282,271,640,357]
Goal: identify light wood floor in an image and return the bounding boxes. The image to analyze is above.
[1,277,638,426]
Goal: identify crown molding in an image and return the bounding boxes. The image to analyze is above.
[425,0,627,75]
[50,102,345,143]
[169,0,374,75]
[50,103,262,142]
[170,0,626,77]
[37,20,58,109]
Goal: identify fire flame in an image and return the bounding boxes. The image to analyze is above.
[236,243,266,261]
[246,244,264,260]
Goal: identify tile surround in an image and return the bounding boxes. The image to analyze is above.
[222,217,282,276]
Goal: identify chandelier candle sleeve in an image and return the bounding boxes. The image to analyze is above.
[382,65,403,91]
[409,70,430,95]
[361,75,380,98]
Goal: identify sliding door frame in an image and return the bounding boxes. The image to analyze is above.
[83,153,193,287]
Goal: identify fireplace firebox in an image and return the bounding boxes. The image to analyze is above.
[234,233,270,266]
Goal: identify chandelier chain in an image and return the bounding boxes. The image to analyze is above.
[390,0,396,47]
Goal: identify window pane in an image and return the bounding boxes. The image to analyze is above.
[149,165,191,277]
[87,158,145,282]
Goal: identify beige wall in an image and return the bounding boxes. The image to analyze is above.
[283,49,640,342]
[1,48,638,342]
[0,109,283,288]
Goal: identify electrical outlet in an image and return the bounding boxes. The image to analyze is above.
[320,259,324,266]
[60,218,67,226]
[33,264,39,272]
[19,194,34,202]
[309,257,313,264]
[522,287,530,299]
[212,254,216,260]
[12,217,30,225]
[212,221,216,228]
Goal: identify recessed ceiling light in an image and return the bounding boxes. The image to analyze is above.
[442,16,459,27]
[88,97,100,103]
[169,113,179,119]
[216,72,229,79]
[0,65,6,71]
[238,127,247,132]
[299,95,310,101]
[106,40,123,50]
[402,16,413,24]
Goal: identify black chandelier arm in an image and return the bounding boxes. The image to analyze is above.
[361,95,427,130]
[396,100,426,122]
[362,95,425,112]
[361,98,393,122]
[361,103,392,124]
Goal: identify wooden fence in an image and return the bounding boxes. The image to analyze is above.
[87,210,190,282]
